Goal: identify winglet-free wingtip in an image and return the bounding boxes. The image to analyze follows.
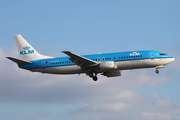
[14,34,21,37]
[62,51,71,53]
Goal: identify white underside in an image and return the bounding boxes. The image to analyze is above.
[30,58,174,74]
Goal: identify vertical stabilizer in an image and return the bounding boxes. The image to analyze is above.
[14,35,53,61]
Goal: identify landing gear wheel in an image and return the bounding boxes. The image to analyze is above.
[89,73,93,77]
[93,76,98,81]
[155,69,159,74]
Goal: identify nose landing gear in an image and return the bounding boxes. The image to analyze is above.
[155,69,159,74]
[155,65,164,74]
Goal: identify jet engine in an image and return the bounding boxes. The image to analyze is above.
[99,61,117,70]
[102,70,122,77]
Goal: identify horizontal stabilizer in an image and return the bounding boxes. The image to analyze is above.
[6,57,32,65]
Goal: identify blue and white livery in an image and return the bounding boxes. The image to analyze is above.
[7,35,175,81]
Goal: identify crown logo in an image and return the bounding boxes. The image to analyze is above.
[23,46,30,50]
[130,52,140,56]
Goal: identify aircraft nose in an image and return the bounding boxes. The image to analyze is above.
[170,57,175,62]
[172,57,175,61]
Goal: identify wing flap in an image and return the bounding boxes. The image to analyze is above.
[6,57,32,65]
[62,51,98,66]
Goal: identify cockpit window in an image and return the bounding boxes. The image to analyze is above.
[159,53,167,56]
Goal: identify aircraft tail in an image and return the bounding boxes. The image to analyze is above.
[14,35,53,61]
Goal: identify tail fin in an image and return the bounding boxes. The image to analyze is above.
[14,35,53,61]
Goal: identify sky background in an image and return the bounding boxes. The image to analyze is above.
[0,0,180,120]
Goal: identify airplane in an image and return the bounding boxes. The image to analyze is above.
[7,35,175,81]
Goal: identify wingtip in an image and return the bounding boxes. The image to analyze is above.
[6,57,11,59]
[62,51,71,53]
[14,34,22,37]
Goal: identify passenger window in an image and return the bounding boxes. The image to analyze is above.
[129,56,130,58]
[121,57,123,59]
[126,56,128,58]
[114,57,115,59]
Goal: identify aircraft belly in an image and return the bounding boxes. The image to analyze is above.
[116,59,163,70]
[144,59,162,67]
[31,65,83,74]
[116,61,132,70]
[57,65,83,74]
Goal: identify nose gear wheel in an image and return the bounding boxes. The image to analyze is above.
[155,69,159,74]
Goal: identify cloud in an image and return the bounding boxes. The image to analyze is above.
[36,110,51,116]
[74,102,132,113]
[143,113,172,120]
[68,91,180,120]
[116,90,140,101]
[156,99,172,106]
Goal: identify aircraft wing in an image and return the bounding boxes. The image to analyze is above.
[62,51,98,66]
[6,57,32,65]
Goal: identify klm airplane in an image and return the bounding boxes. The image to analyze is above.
[7,35,175,81]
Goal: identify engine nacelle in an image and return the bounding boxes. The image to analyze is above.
[102,70,122,77]
[99,61,117,70]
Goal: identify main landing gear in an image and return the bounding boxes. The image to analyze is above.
[88,72,98,81]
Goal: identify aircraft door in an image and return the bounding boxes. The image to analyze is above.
[41,61,46,73]
[41,61,46,68]
[150,52,155,60]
